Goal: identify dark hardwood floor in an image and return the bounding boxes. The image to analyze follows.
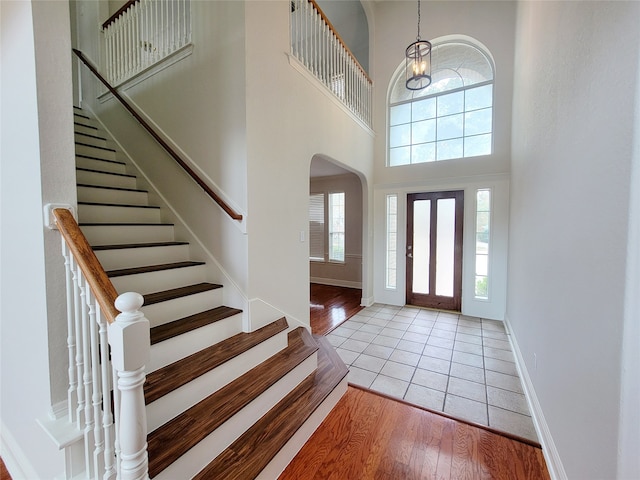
[1,458,11,480]
[279,385,551,480]
[310,283,364,335]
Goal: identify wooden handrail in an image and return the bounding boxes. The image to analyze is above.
[102,0,139,30]
[72,49,243,221]
[53,208,120,324]
[307,0,372,84]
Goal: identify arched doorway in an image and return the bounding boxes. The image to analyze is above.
[309,155,367,334]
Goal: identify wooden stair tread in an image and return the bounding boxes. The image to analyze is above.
[144,317,289,405]
[76,154,124,164]
[78,201,160,209]
[77,183,146,193]
[76,167,136,178]
[106,261,205,278]
[143,283,222,306]
[147,326,318,478]
[192,334,348,480]
[150,305,243,345]
[80,222,174,226]
[93,241,188,251]
[75,131,107,141]
[75,141,116,152]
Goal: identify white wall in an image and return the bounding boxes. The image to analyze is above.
[618,67,640,476]
[509,2,640,478]
[244,1,374,325]
[370,1,516,319]
[1,0,76,477]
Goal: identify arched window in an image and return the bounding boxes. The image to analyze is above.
[388,40,494,166]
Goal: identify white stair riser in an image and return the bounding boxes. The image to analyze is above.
[78,203,161,224]
[150,353,317,480]
[74,124,99,136]
[77,185,148,206]
[81,224,175,245]
[75,132,107,148]
[147,332,289,432]
[75,143,116,161]
[95,244,190,270]
[76,170,137,189]
[256,377,348,480]
[110,264,208,295]
[76,156,127,174]
[147,313,243,372]
[142,289,223,327]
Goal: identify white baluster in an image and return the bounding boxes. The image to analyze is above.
[109,292,150,480]
[96,303,117,480]
[70,256,86,430]
[87,288,106,478]
[62,242,78,422]
[79,273,96,479]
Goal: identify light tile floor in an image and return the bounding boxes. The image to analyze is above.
[325,303,539,442]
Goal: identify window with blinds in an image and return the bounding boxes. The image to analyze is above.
[309,193,325,261]
[309,191,345,263]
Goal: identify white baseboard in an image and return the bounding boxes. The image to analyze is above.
[504,315,567,480]
[1,421,40,480]
[310,277,362,289]
[360,296,375,307]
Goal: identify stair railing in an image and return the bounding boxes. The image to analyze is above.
[73,48,243,222]
[290,0,373,128]
[53,207,150,480]
[102,0,192,86]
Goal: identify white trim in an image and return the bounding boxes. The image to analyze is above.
[310,277,362,289]
[43,203,75,230]
[1,421,40,480]
[505,314,568,480]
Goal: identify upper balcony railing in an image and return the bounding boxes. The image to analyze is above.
[102,0,191,86]
[290,0,373,128]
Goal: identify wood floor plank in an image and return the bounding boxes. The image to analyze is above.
[279,386,551,480]
[310,283,364,335]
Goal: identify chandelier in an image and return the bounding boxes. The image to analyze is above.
[405,0,432,90]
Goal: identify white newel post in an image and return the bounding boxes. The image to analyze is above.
[109,292,150,480]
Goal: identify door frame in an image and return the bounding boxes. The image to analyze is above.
[406,190,464,311]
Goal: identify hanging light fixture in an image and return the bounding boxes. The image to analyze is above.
[405,0,432,90]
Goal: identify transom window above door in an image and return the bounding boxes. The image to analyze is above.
[388,40,495,166]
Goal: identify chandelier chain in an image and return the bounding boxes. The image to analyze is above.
[416,0,421,41]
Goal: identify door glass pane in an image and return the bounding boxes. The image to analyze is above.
[435,198,455,297]
[413,200,431,294]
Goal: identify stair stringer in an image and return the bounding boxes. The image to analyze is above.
[80,104,252,325]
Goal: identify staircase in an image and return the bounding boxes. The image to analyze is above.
[72,106,348,479]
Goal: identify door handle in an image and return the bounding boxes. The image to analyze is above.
[407,253,413,258]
